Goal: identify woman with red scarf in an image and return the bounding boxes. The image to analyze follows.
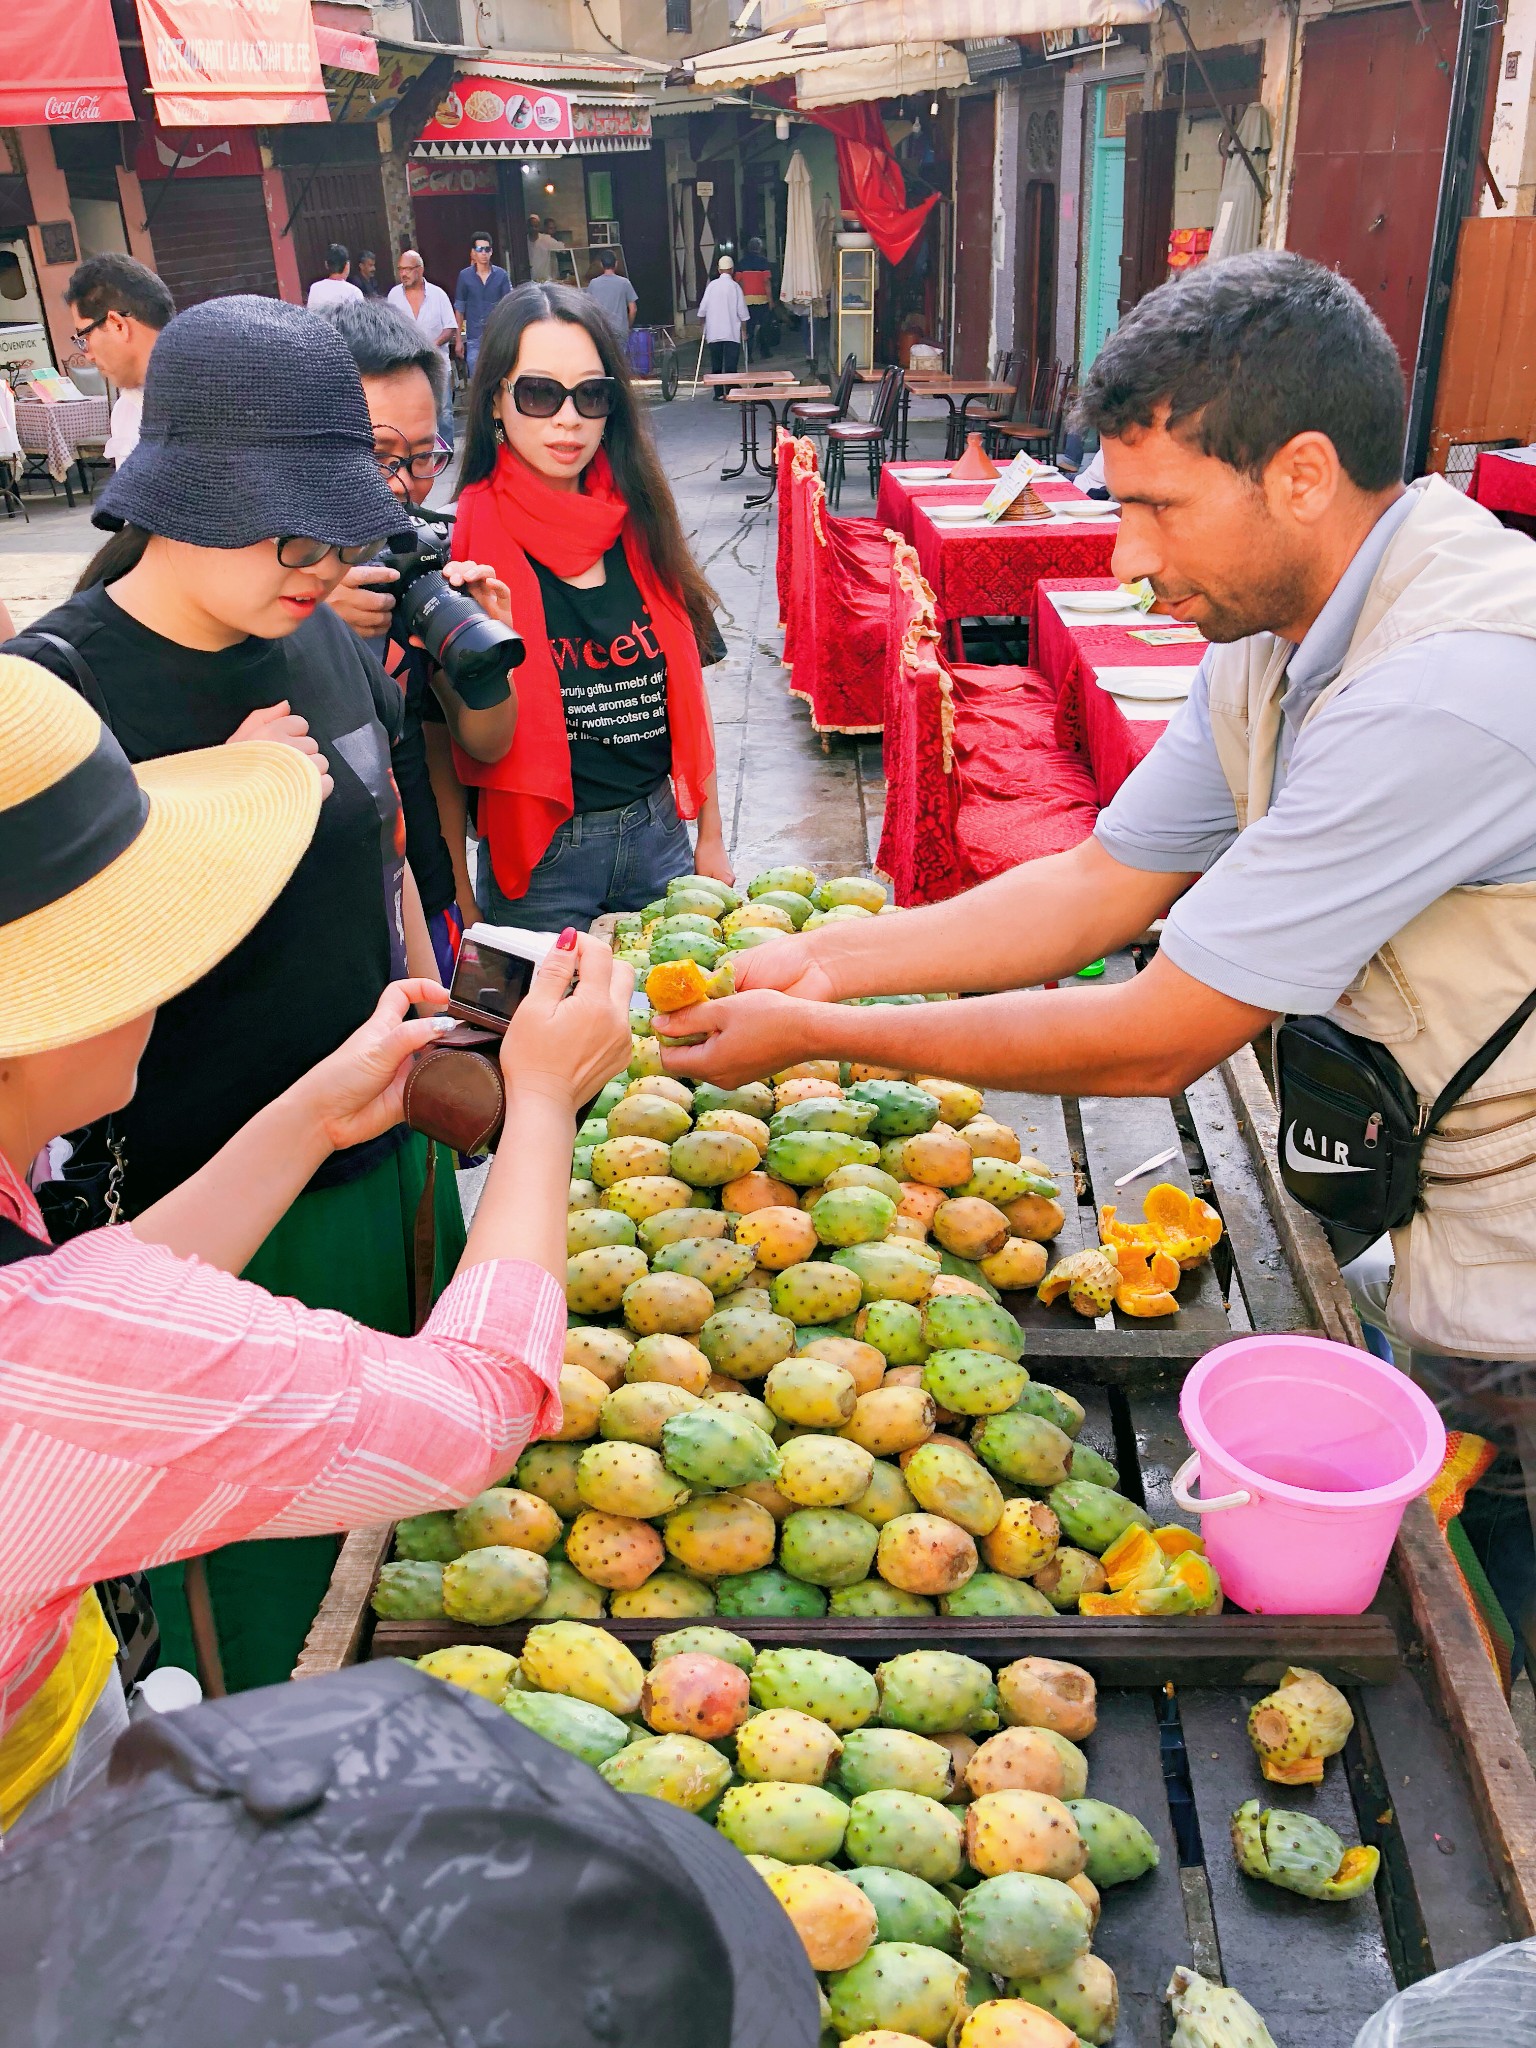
[452,283,731,930]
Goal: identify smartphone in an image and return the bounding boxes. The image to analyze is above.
[450,924,556,1029]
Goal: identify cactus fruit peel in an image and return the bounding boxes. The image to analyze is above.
[1247,1666,1354,1785]
[1165,1967,1277,2048]
[1230,1799,1380,1900]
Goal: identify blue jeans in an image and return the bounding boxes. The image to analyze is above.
[477,783,693,932]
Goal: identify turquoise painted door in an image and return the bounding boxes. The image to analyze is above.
[1080,87,1126,371]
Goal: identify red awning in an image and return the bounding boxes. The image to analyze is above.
[314,23,379,73]
[134,0,329,125]
[2,0,132,124]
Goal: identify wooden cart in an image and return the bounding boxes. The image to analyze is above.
[296,997,1536,2043]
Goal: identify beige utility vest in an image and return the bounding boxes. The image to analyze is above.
[1206,475,1536,1359]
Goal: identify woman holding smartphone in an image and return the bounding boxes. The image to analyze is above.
[0,652,633,1834]
[451,282,732,932]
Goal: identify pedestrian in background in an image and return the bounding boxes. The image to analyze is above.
[63,253,174,466]
[389,248,459,448]
[527,216,563,285]
[738,236,777,358]
[355,250,383,298]
[698,254,748,399]
[455,233,511,378]
[307,244,361,312]
[587,248,637,342]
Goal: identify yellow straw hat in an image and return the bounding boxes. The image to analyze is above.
[0,653,322,1057]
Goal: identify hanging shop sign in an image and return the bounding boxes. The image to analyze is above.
[407,162,499,197]
[1040,24,1123,59]
[134,125,264,181]
[3,0,132,124]
[416,80,653,157]
[134,0,328,126]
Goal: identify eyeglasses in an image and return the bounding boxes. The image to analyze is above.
[275,536,387,569]
[505,373,615,420]
[373,434,453,483]
[70,316,108,349]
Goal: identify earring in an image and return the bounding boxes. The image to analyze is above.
[494,417,506,444]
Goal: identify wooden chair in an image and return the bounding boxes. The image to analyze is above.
[826,366,904,510]
[988,361,1072,464]
[953,349,1015,455]
[789,353,857,437]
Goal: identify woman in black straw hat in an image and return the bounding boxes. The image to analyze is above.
[2,296,528,1693]
[0,653,633,1836]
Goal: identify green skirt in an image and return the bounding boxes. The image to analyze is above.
[146,1133,466,1693]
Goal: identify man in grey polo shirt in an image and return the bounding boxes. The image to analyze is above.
[657,252,1536,1660]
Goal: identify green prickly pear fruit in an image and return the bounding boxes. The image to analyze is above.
[519,1620,643,1714]
[771,1260,865,1326]
[592,1077,628,1118]
[765,1356,859,1429]
[670,1129,762,1189]
[811,1185,898,1247]
[844,1789,965,1885]
[1066,1442,1120,1491]
[941,1574,1055,1618]
[842,1867,961,1954]
[825,1942,968,2046]
[715,1782,850,1862]
[764,1131,882,1186]
[653,1623,756,1670]
[734,1204,818,1270]
[453,1486,563,1555]
[832,1242,937,1306]
[577,1441,691,1520]
[441,1545,549,1624]
[661,1406,779,1488]
[622,1271,716,1336]
[903,1442,1005,1536]
[848,1456,919,1527]
[1048,1481,1152,1555]
[752,888,815,930]
[838,1729,954,1802]
[393,1511,462,1563]
[972,1412,1074,1489]
[1165,1966,1278,2048]
[667,881,735,919]
[502,1688,632,1767]
[958,1873,1092,1979]
[566,1243,649,1315]
[706,1387,779,1437]
[1031,1547,1107,1610]
[858,1298,931,1365]
[599,1733,733,1812]
[663,1493,778,1577]
[569,1178,600,1211]
[777,1435,876,1508]
[845,1078,943,1139]
[590,1136,673,1188]
[1065,1798,1161,1886]
[568,1206,639,1256]
[734,1707,844,1784]
[876,1513,977,1597]
[599,1380,701,1449]
[602,1174,696,1222]
[919,1349,1027,1418]
[750,1645,879,1729]
[965,1790,1087,1880]
[825,1161,906,1203]
[771,1095,879,1138]
[750,864,818,901]
[875,1651,1000,1737]
[699,1305,798,1380]
[515,1442,586,1520]
[527,1558,608,1620]
[829,1579,936,1618]
[652,1236,757,1298]
[639,1207,728,1257]
[811,875,886,913]
[779,1506,881,1587]
[692,1079,774,1119]
[610,1573,716,1619]
[715,1566,828,1617]
[650,930,724,971]
[921,1294,1025,1361]
[416,1643,519,1701]
[980,1499,1061,1580]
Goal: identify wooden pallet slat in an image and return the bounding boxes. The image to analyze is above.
[1078,1089,1232,1334]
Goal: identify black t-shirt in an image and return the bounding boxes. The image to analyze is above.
[9,585,408,1209]
[532,543,672,813]
[377,635,457,922]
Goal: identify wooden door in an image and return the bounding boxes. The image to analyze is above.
[1119,107,1177,313]
[1016,178,1056,390]
[1079,86,1127,370]
[953,92,996,376]
[285,163,391,297]
[613,142,672,327]
[412,194,497,301]
[1285,3,1454,371]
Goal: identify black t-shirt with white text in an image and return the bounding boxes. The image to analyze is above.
[532,543,672,813]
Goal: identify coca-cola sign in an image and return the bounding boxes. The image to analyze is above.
[3,0,132,126]
[45,93,103,121]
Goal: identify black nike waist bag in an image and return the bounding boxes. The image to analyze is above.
[1275,985,1536,1256]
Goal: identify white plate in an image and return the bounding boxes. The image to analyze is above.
[1094,667,1197,702]
[1052,589,1143,614]
[925,503,1000,525]
[1051,498,1119,520]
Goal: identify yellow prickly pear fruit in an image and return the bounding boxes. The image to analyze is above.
[722,1171,801,1215]
[625,1332,712,1394]
[519,1619,645,1715]
[876,1512,978,1596]
[981,1500,1061,1580]
[893,1128,975,1188]
[996,1658,1097,1741]
[733,1204,819,1270]
[515,1441,585,1520]
[800,1335,887,1395]
[441,1546,549,1625]
[622,1271,716,1337]
[903,1441,1005,1536]
[453,1487,563,1555]
[1002,1194,1066,1244]
[841,1383,937,1457]
[932,1197,1012,1261]
[416,1644,520,1702]
[965,1790,1088,1881]
[766,1864,879,1972]
[610,1572,717,1619]
[549,1363,609,1441]
[577,1440,692,1520]
[847,1457,918,1527]
[601,1174,695,1222]
[734,1707,844,1784]
[564,1509,666,1590]
[564,1325,633,1388]
[1066,1873,1100,1930]
[663,1493,778,1577]
[599,1381,701,1449]
[914,1077,985,1126]
[591,1136,674,1187]
[958,1115,1023,1163]
[955,2000,1078,2048]
[696,1108,771,1151]
[605,1092,693,1143]
[765,1356,859,1429]
[1100,1524,1168,1594]
[776,1434,876,1509]
[980,1239,1049,1291]
[625,1074,694,1107]
[966,1727,1088,1803]
[1248,1667,1353,1785]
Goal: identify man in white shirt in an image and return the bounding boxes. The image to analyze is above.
[526,217,564,286]
[698,255,749,400]
[388,250,459,446]
[64,252,174,466]
[307,245,363,312]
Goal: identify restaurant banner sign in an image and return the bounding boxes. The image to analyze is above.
[416,79,653,157]
[135,0,328,126]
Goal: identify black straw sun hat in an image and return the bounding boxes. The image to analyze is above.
[95,294,409,550]
[0,1660,821,2048]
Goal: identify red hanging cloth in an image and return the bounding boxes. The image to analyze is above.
[766,89,938,268]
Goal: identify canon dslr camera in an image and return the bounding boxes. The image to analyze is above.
[379,511,524,694]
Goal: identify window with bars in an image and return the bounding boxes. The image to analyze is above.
[666,0,692,29]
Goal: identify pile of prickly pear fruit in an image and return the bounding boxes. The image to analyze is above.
[415,1627,1162,2045]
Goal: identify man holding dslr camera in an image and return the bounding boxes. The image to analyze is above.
[320,300,521,969]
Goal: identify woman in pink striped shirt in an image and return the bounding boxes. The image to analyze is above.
[0,654,633,1835]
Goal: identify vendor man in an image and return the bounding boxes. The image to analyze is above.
[661,251,1536,1640]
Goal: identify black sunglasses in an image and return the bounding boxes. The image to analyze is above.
[505,373,615,420]
[373,434,453,483]
[275,535,387,569]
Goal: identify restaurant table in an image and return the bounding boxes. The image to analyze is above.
[12,393,110,502]
[896,379,1014,458]
[906,480,1120,656]
[1469,448,1536,537]
[724,384,830,503]
[1032,576,1206,802]
[877,458,1076,540]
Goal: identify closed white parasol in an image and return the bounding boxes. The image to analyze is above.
[781,148,824,361]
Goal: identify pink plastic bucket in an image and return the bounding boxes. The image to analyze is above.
[1175,1335,1446,1614]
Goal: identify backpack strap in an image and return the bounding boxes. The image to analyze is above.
[13,631,112,727]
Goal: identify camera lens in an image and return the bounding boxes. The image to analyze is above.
[396,571,525,692]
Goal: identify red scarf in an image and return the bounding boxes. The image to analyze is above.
[450,445,715,900]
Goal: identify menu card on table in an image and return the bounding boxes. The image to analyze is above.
[977,451,1046,522]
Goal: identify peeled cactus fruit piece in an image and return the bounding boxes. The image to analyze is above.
[416,1644,519,1702]
[941,1574,1055,1618]
[777,1433,876,1508]
[716,1781,850,1862]
[1230,1799,1381,1900]
[997,1658,1097,1741]
[502,1687,632,1766]
[1165,1967,1277,2048]
[877,1513,977,1597]
[780,1505,881,1587]
[700,1305,798,1380]
[734,1204,818,1270]
[842,1868,960,1954]
[394,1511,462,1564]
[767,1863,880,1972]
[980,1500,1061,1580]
[1003,1957,1118,2047]
[920,1348,1028,1418]
[577,1441,691,1520]
[966,1790,1086,1881]
[876,1650,999,1737]
[1065,1798,1161,1886]
[663,1493,778,1577]
[600,1733,734,1812]
[972,1413,1074,1489]
[959,1873,1092,1979]
[750,1645,879,1730]
[1247,1666,1354,1785]
[825,1942,969,2047]
[715,1566,828,1618]
[734,1707,844,1783]
[1047,1480,1152,1556]
[921,1294,1024,1361]
[838,1729,954,1801]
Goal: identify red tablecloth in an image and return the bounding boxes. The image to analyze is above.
[910,489,1119,654]
[1470,450,1536,521]
[948,664,1100,878]
[876,463,1096,544]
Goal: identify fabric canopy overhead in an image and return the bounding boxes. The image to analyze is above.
[134,0,328,125]
[3,0,132,124]
[823,0,1161,43]
[314,24,379,73]
[687,24,969,103]
[765,91,937,267]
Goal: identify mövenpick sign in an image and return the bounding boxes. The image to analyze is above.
[134,0,328,125]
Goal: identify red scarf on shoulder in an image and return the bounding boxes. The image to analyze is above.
[450,444,715,900]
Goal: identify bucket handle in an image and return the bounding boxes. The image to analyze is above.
[1171,1453,1252,1515]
